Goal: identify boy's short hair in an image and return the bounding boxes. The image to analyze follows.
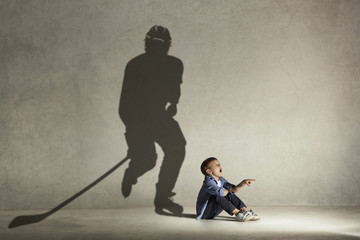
[201,157,217,175]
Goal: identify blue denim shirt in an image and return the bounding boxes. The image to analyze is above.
[196,175,235,220]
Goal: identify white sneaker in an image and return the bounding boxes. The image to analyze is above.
[235,211,253,222]
[249,209,260,221]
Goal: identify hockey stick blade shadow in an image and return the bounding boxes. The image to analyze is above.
[8,156,130,229]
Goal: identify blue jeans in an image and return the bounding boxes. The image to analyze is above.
[201,194,247,219]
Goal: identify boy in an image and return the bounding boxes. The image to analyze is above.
[196,157,260,221]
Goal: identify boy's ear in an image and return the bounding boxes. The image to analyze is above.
[206,169,212,175]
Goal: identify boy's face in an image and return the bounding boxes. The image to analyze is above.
[206,159,223,180]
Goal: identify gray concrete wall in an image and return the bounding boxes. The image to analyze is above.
[1,0,360,210]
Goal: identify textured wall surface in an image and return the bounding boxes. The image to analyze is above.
[1,0,360,210]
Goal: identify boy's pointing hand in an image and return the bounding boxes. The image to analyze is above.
[232,179,256,193]
[244,179,255,186]
[238,179,256,187]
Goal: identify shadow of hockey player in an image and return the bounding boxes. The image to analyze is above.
[119,25,186,216]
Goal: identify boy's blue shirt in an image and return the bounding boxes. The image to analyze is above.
[196,175,235,220]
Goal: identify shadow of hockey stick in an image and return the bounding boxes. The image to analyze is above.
[8,156,130,228]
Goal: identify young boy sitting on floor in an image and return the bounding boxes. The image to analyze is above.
[196,157,260,221]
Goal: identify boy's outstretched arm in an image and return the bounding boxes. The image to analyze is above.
[231,179,256,193]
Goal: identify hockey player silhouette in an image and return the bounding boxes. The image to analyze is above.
[119,25,186,215]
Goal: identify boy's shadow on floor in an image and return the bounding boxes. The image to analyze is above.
[156,211,196,219]
[157,211,234,222]
[209,216,235,221]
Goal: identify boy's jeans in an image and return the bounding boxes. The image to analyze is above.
[202,194,247,219]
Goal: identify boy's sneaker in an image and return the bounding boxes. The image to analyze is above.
[235,211,253,222]
[249,209,260,221]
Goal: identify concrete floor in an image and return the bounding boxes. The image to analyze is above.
[1,206,360,240]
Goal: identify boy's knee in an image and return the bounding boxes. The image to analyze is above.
[215,195,227,203]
